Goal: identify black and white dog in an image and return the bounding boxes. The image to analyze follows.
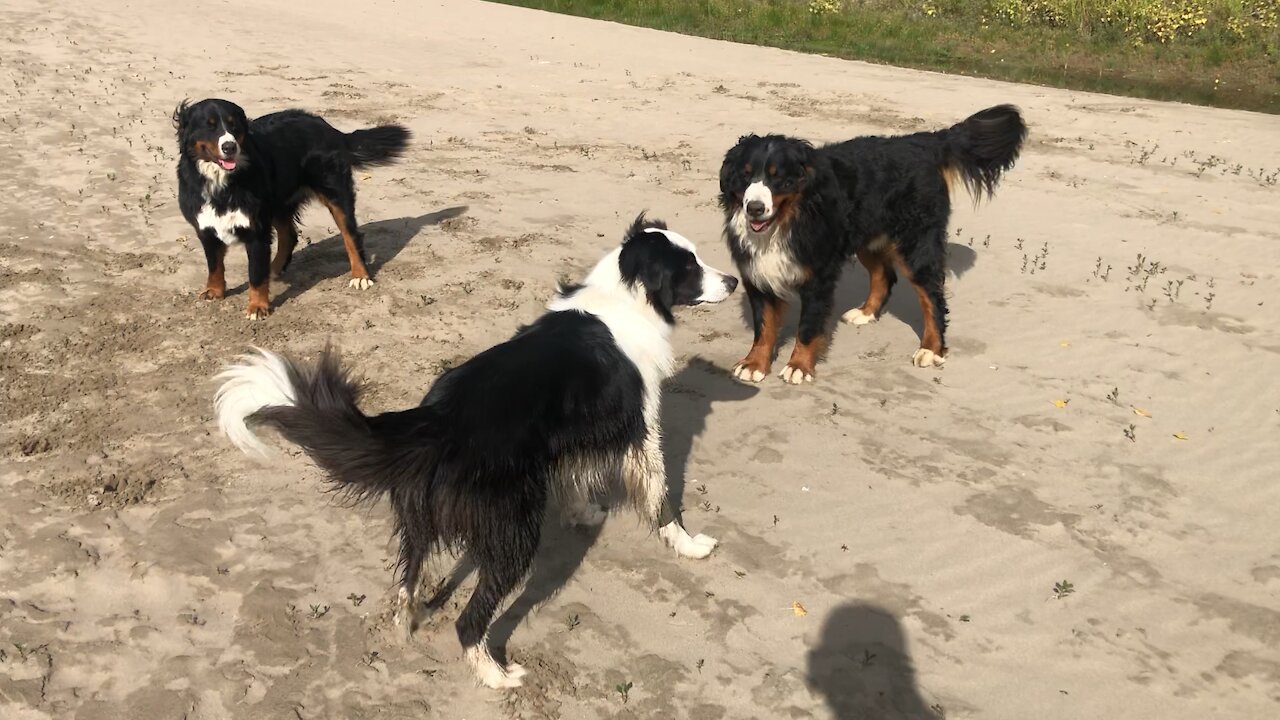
[213,215,738,689]
[174,98,409,319]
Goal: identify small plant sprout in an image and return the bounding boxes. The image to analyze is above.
[347,593,366,607]
[1107,387,1120,404]
[309,603,330,619]
[1053,580,1075,599]
[960,614,971,622]
[616,680,634,704]
[1125,424,1137,442]
[566,613,581,631]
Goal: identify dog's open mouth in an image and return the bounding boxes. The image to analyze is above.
[216,157,237,171]
[748,217,773,233]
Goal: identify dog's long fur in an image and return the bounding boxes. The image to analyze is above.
[212,215,738,689]
[719,104,1027,381]
[174,98,410,319]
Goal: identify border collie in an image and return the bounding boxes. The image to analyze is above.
[174,98,410,319]
[213,215,738,688]
[719,105,1026,382]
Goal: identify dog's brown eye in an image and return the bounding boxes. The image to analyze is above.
[207,117,216,127]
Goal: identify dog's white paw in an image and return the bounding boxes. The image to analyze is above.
[841,307,877,326]
[467,646,526,689]
[349,276,375,290]
[245,309,269,321]
[394,587,417,643]
[912,348,947,368]
[659,521,719,559]
[678,533,719,559]
[778,364,813,385]
[732,363,768,383]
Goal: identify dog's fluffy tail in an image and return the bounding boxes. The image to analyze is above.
[346,124,411,168]
[940,104,1027,203]
[214,347,435,501]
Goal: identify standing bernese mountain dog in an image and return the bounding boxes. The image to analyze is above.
[212,215,739,689]
[174,98,410,319]
[719,104,1027,382]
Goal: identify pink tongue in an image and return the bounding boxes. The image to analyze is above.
[751,220,768,232]
[217,158,236,170]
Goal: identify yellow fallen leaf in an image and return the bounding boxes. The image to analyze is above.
[1173,432,1188,440]
[1060,341,1070,348]
[792,601,808,617]
[1133,408,1152,418]
[1052,399,1069,408]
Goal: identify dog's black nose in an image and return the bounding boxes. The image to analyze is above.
[220,141,238,156]
[745,200,766,217]
[724,275,739,293]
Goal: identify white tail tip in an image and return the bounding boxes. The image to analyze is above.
[213,347,298,457]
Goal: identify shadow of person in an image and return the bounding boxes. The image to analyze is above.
[482,356,758,663]
[807,603,943,720]
[266,206,468,309]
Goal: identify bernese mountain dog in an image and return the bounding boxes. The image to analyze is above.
[212,215,739,689]
[719,104,1027,382]
[174,98,410,319]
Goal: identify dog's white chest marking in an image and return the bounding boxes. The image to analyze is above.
[197,204,250,245]
[731,218,805,296]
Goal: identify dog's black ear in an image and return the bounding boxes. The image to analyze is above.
[618,229,676,322]
[172,99,191,131]
[720,137,758,192]
[636,258,676,318]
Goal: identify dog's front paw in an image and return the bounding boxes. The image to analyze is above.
[349,276,375,290]
[659,521,719,559]
[677,533,719,559]
[199,286,226,301]
[911,348,946,368]
[732,357,770,383]
[778,364,814,385]
[245,302,271,320]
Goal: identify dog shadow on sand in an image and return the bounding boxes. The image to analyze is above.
[241,205,468,309]
[807,603,943,719]
[425,356,758,662]
[736,242,979,351]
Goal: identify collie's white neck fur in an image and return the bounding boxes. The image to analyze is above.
[547,246,675,388]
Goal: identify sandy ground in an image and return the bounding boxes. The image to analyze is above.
[1,0,1278,717]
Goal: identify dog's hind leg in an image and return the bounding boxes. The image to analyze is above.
[842,244,897,326]
[894,229,949,368]
[270,216,299,278]
[456,505,541,689]
[392,495,435,643]
[316,184,373,290]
